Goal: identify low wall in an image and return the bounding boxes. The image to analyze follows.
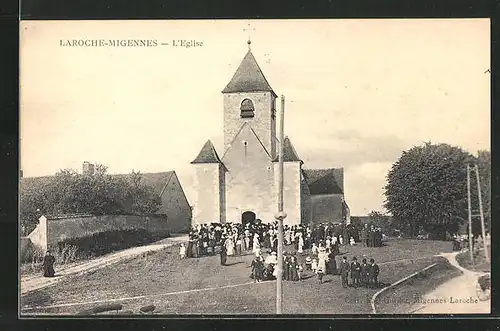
[27,214,172,252]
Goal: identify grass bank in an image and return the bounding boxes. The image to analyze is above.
[374,257,463,314]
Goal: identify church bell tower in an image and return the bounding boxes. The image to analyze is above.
[221,41,278,159]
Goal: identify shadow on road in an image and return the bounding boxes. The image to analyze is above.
[224,261,244,266]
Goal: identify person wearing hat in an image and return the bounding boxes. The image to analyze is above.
[43,249,55,277]
[350,257,361,287]
[305,256,312,271]
[327,248,337,275]
[339,256,350,288]
[369,258,380,288]
[360,258,369,287]
[289,255,299,281]
[219,242,227,266]
[251,256,265,282]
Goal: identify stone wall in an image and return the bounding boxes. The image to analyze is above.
[310,194,344,225]
[27,214,172,251]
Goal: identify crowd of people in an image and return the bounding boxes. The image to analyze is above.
[182,221,361,260]
[359,224,384,247]
[180,221,382,287]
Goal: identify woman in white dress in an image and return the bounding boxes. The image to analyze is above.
[285,228,291,245]
[244,234,250,251]
[297,233,304,253]
[317,248,329,283]
[253,234,260,254]
[225,237,235,256]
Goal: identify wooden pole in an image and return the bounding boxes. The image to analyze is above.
[467,164,474,264]
[474,164,489,262]
[275,95,286,314]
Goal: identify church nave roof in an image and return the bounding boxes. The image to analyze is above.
[302,168,344,195]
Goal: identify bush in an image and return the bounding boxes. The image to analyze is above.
[478,274,491,291]
[53,244,79,264]
[21,243,44,264]
[55,229,169,259]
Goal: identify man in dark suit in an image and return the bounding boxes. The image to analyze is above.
[339,256,350,288]
[350,257,361,287]
[360,258,369,287]
[220,243,227,266]
[369,258,380,288]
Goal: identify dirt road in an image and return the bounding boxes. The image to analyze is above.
[413,252,490,314]
[20,235,188,296]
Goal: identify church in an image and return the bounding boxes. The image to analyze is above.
[191,41,350,226]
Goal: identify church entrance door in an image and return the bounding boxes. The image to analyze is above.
[241,211,256,226]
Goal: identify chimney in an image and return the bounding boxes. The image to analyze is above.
[82,161,95,176]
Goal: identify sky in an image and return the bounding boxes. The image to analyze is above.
[20,19,490,216]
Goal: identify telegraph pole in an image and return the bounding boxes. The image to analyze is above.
[275,95,287,314]
[466,164,474,264]
[474,164,489,262]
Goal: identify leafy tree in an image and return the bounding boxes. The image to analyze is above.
[367,210,392,234]
[476,150,491,233]
[384,142,475,240]
[123,171,162,215]
[20,165,162,232]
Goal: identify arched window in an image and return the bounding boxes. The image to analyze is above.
[240,99,255,118]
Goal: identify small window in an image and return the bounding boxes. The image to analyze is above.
[240,99,255,118]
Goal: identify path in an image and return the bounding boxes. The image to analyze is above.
[20,235,188,295]
[412,252,490,314]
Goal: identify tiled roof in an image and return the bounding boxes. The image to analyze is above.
[191,140,222,164]
[113,171,174,196]
[222,50,277,97]
[273,136,302,163]
[22,171,176,197]
[302,168,344,195]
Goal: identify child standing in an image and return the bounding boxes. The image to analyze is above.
[305,256,312,271]
[311,258,318,274]
[311,243,319,256]
[179,243,186,259]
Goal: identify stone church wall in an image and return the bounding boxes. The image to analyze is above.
[300,178,312,224]
[223,92,276,156]
[274,162,302,226]
[310,194,344,224]
[192,164,221,224]
[223,124,276,223]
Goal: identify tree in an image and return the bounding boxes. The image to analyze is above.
[20,165,162,233]
[367,210,392,234]
[476,150,491,233]
[123,171,162,215]
[384,142,475,240]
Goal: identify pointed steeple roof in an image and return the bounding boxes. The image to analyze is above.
[191,140,222,164]
[273,136,302,163]
[222,49,277,97]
